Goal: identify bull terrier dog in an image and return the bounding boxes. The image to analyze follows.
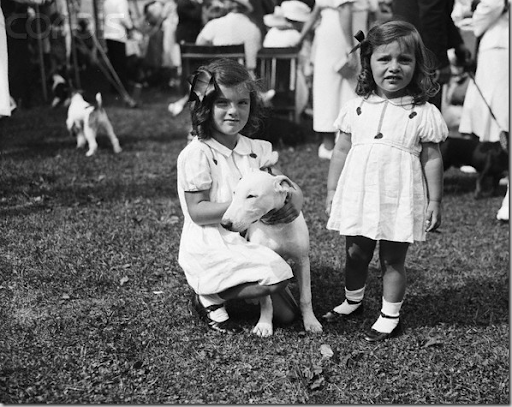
[221,169,322,337]
[66,92,122,157]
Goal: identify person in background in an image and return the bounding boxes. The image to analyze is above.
[195,0,261,75]
[1,0,50,109]
[263,1,312,116]
[298,0,360,160]
[391,0,472,110]
[0,2,11,118]
[247,0,276,40]
[457,0,509,221]
[176,0,203,44]
[104,0,135,94]
[323,21,448,342]
[177,58,303,335]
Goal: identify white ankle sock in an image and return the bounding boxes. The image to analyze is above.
[371,297,403,333]
[199,294,228,323]
[332,286,365,315]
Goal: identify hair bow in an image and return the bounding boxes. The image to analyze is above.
[187,69,218,103]
[349,30,366,54]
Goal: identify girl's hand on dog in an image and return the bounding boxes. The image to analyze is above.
[425,201,442,232]
[262,188,303,224]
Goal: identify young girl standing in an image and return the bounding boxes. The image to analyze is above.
[177,58,303,336]
[323,20,448,342]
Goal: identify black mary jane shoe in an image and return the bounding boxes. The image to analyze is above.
[364,316,403,343]
[189,294,242,335]
[322,302,364,323]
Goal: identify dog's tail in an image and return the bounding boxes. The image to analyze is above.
[95,93,103,109]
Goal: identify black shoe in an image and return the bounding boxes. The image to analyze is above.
[364,319,403,343]
[322,302,364,323]
[189,293,242,334]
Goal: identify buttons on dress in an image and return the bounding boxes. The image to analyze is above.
[409,111,417,119]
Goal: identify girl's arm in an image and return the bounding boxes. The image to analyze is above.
[326,131,352,215]
[184,190,230,226]
[420,142,444,232]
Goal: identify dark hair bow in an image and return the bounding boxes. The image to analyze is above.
[187,69,218,103]
[349,30,366,54]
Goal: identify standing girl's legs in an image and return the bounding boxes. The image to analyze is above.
[365,240,409,341]
[323,235,376,320]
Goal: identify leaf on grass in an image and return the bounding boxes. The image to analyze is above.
[120,276,129,286]
[320,344,334,359]
[97,174,106,182]
[61,293,71,300]
[309,377,325,390]
[423,337,444,348]
[153,290,164,295]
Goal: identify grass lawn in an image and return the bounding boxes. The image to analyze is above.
[0,88,509,404]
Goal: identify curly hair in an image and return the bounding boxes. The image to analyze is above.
[355,20,440,105]
[188,58,264,140]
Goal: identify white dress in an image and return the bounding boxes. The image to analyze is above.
[458,0,509,142]
[327,94,449,243]
[0,6,10,117]
[311,0,357,132]
[177,135,294,295]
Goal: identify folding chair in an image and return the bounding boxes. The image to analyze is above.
[179,42,246,80]
[257,47,300,122]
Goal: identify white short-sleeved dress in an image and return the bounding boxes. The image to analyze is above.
[327,94,449,243]
[177,135,294,295]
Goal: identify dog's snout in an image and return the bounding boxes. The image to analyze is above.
[221,221,233,231]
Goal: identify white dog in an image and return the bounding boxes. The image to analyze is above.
[66,92,122,157]
[221,169,323,337]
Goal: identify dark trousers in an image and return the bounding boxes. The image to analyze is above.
[106,39,128,92]
[7,36,32,107]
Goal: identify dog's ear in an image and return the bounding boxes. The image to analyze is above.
[273,175,294,194]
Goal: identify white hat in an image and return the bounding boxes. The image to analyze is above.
[281,1,311,22]
[263,6,291,28]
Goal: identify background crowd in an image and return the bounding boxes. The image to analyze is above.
[0,0,509,217]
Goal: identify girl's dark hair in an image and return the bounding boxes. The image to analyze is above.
[189,58,264,139]
[356,20,439,105]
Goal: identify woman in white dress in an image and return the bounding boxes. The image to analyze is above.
[298,0,362,160]
[0,4,11,117]
[459,0,509,142]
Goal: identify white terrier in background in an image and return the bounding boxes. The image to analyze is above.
[66,92,122,157]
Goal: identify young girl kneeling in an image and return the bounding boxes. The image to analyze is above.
[177,58,302,335]
[324,20,449,342]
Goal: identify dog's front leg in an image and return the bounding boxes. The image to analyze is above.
[294,256,323,333]
[252,295,273,337]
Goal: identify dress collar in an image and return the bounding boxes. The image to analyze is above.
[202,134,252,157]
[364,92,414,107]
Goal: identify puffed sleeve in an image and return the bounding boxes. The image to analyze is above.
[333,98,355,134]
[253,139,279,169]
[177,144,213,192]
[418,103,449,143]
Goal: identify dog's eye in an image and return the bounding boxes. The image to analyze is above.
[247,194,257,199]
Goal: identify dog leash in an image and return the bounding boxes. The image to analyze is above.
[466,70,509,152]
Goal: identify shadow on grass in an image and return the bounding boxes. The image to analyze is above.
[404,276,509,328]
